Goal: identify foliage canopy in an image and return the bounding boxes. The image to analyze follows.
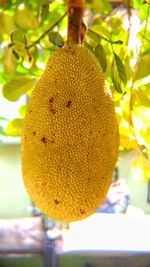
[0,0,150,181]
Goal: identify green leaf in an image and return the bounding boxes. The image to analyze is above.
[90,24,111,42]
[15,8,39,30]
[114,53,127,85]
[12,49,20,61]
[133,0,142,8]
[38,3,49,24]
[134,90,150,107]
[111,62,122,93]
[136,53,150,80]
[108,17,122,35]
[5,118,23,137]
[85,43,94,53]
[3,49,17,74]
[0,116,9,121]
[19,105,27,118]
[86,0,112,15]
[10,29,26,45]
[1,13,15,37]
[86,30,99,48]
[94,44,107,72]
[140,47,150,57]
[48,31,64,47]
[38,0,49,4]
[2,76,37,101]
[111,52,127,93]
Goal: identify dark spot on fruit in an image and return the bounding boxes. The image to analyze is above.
[80,209,86,215]
[50,108,56,114]
[98,130,100,133]
[103,133,106,137]
[49,97,56,114]
[54,199,59,205]
[66,100,72,108]
[29,109,32,113]
[41,137,47,143]
[49,97,54,103]
[51,139,55,144]
[33,131,36,135]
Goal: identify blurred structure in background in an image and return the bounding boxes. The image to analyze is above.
[97,167,130,214]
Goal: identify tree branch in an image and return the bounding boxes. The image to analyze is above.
[126,0,132,46]
[88,29,123,45]
[26,12,67,50]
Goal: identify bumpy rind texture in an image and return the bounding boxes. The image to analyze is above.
[21,44,119,222]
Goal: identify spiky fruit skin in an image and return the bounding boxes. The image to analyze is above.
[21,44,119,222]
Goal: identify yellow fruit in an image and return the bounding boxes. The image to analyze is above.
[21,43,119,222]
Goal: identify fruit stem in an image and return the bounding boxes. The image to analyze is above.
[67,0,86,45]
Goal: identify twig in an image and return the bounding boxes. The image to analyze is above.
[88,29,123,45]
[126,0,132,46]
[25,12,67,50]
[140,33,150,43]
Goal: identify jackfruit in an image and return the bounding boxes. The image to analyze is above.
[21,43,119,222]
